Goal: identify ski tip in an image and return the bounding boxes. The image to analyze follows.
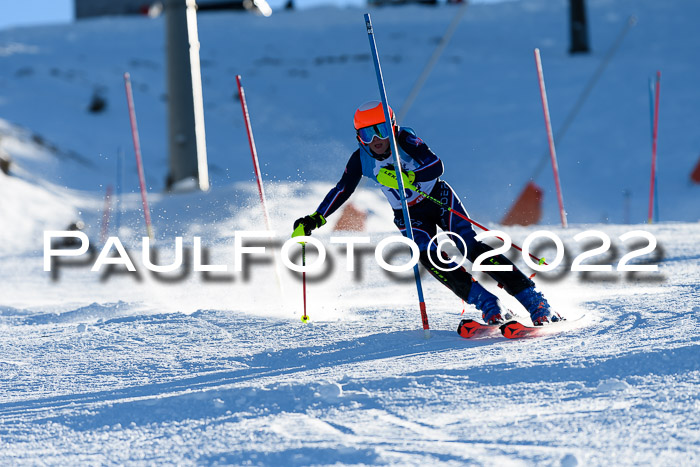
[457,319,501,339]
[457,319,478,338]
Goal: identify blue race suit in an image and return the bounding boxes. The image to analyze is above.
[316,127,533,299]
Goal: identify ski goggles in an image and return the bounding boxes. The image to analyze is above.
[357,121,393,144]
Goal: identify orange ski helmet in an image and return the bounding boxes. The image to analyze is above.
[353,101,396,144]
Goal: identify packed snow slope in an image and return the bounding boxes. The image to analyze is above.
[1,184,699,465]
[0,0,698,225]
[1,0,700,466]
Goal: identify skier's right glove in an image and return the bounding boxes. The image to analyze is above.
[292,212,326,238]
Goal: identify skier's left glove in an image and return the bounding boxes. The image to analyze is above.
[292,212,326,237]
[377,167,416,190]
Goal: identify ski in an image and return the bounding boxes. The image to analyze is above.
[499,320,544,339]
[457,319,502,339]
[499,315,583,339]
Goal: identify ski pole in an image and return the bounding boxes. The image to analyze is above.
[301,242,309,323]
[365,13,430,338]
[291,225,310,322]
[411,185,547,266]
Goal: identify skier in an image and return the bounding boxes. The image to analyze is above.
[292,101,561,326]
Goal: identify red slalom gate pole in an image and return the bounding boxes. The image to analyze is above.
[648,70,661,224]
[123,72,154,240]
[534,48,568,228]
[236,75,272,231]
[236,75,286,296]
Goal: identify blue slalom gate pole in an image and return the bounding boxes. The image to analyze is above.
[364,13,430,338]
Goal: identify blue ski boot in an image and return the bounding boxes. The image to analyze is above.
[514,286,562,326]
[468,281,506,325]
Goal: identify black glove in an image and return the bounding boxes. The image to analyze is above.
[292,212,326,237]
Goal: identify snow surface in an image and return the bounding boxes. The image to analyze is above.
[0,0,699,465]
